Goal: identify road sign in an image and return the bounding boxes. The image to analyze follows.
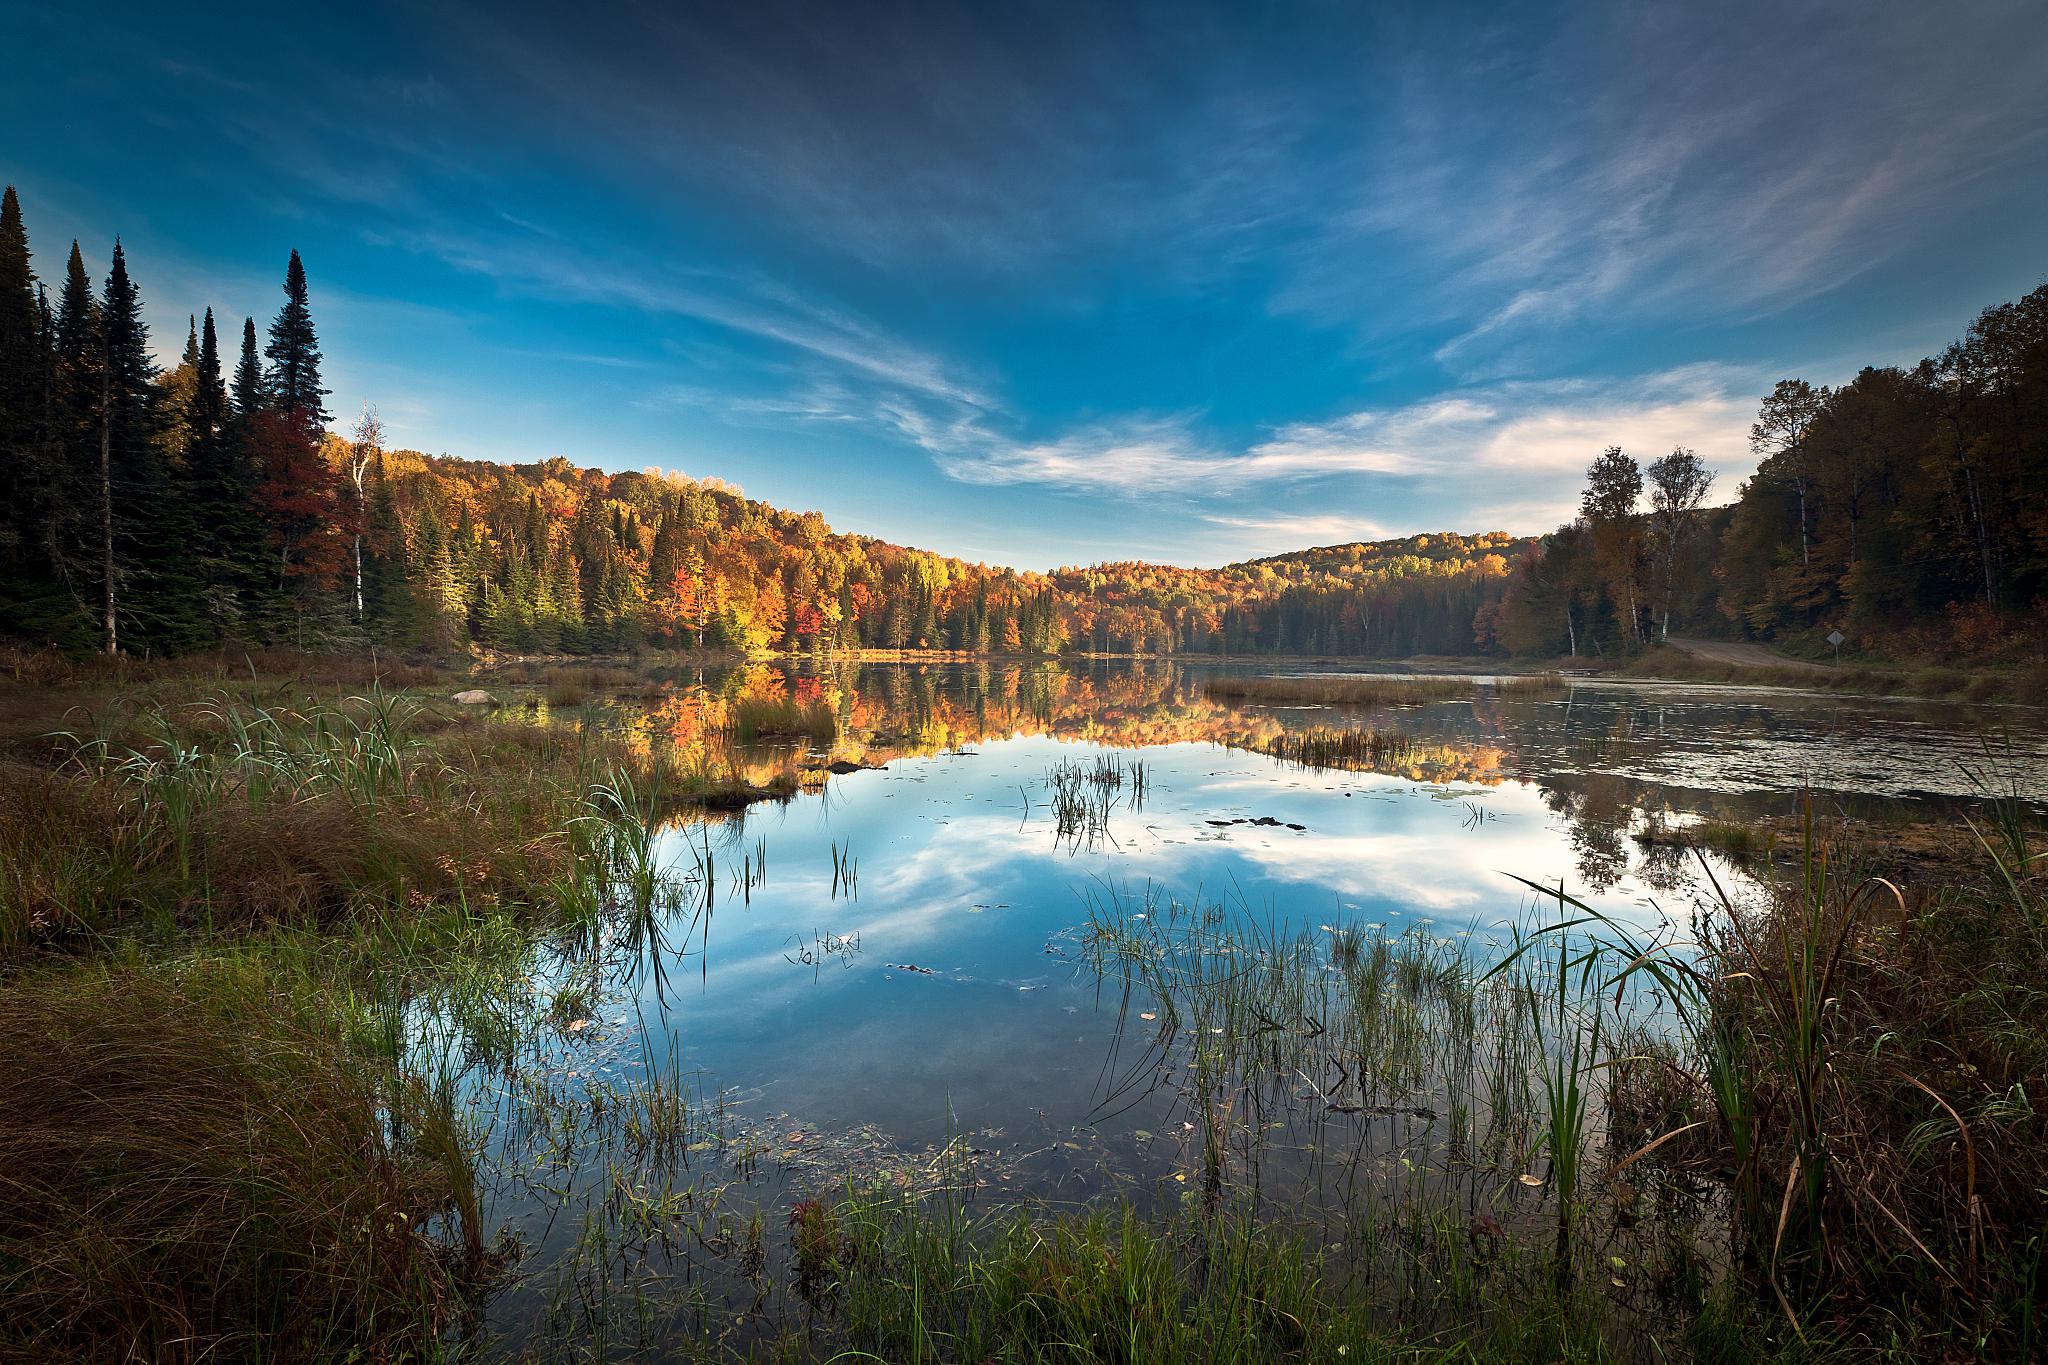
[1827,629,1845,665]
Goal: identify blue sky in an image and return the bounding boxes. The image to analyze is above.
[5,1,2045,570]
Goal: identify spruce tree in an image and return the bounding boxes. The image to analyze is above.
[0,187,41,597]
[49,242,108,647]
[185,308,261,633]
[103,241,204,653]
[232,316,265,416]
[263,249,327,427]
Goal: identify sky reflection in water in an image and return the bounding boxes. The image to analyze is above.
[593,661,2045,1157]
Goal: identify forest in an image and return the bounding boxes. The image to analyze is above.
[1498,284,2048,662]
[1,184,2042,665]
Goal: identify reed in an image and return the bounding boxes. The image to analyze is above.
[728,694,840,742]
[1496,671,1569,696]
[1497,794,2048,1353]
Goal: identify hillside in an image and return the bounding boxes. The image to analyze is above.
[358,446,1524,656]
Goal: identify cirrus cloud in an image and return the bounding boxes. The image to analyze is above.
[915,365,1758,537]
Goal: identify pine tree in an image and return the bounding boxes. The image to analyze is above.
[263,249,327,427]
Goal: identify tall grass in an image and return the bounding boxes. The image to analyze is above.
[1205,674,1477,706]
[0,954,489,1361]
[0,691,769,955]
[1497,796,2048,1353]
[728,694,839,742]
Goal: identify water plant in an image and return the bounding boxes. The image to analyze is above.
[728,694,839,743]
[1204,673,1479,707]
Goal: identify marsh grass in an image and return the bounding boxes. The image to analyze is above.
[729,694,840,742]
[0,690,772,955]
[1496,796,2048,1355]
[1205,674,1477,707]
[788,1185,1741,1365]
[1206,672,1568,710]
[0,953,489,1362]
[1626,644,2048,705]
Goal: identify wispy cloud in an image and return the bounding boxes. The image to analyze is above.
[382,223,992,409]
[1281,5,2048,377]
[917,366,1757,530]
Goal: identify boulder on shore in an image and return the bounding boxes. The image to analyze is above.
[451,689,494,705]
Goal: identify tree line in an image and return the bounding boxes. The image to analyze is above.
[1499,283,2048,660]
[5,185,2035,662]
[0,188,1534,660]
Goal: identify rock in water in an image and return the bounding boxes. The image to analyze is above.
[452,689,494,705]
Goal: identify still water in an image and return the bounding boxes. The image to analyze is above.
[456,660,2045,1340]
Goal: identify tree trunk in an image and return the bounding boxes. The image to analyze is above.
[1661,532,1679,642]
[1795,473,1810,569]
[350,462,368,621]
[98,375,116,657]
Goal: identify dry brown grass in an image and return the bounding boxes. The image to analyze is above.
[1605,814,2048,1352]
[0,956,483,1362]
[0,689,798,956]
[1204,674,1477,707]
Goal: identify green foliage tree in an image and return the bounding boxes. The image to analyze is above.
[231,316,265,417]
[1579,446,1644,647]
[263,250,327,427]
[1644,448,1713,642]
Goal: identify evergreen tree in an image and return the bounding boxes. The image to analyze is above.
[185,308,263,634]
[410,511,468,651]
[263,249,327,427]
[361,452,418,645]
[0,187,38,580]
[102,241,204,653]
[232,316,265,416]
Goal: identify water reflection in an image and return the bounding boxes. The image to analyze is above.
[454,659,2044,1346]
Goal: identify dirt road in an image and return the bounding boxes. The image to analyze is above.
[1662,637,1834,673]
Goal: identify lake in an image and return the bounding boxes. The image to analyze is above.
[445,660,2045,1349]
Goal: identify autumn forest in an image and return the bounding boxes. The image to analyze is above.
[1,185,2043,667]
